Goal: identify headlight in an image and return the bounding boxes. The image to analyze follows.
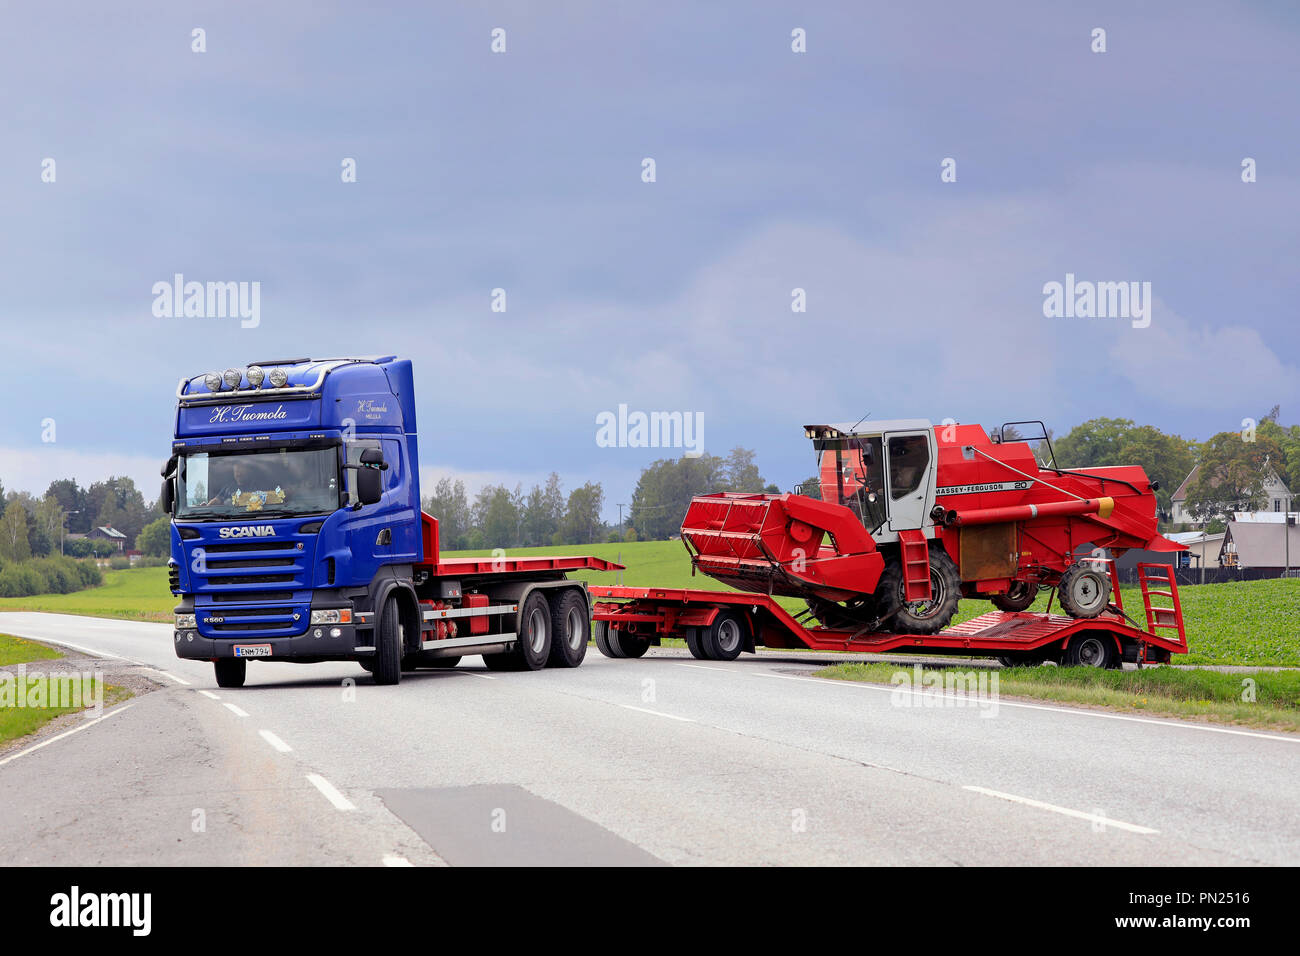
[246,365,265,387]
[223,368,244,389]
[268,368,288,387]
[204,373,223,391]
[310,609,352,625]
[175,614,197,629]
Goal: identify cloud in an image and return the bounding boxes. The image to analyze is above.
[0,445,162,499]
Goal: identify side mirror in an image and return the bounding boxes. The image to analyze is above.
[160,478,175,516]
[355,448,387,506]
[161,454,177,478]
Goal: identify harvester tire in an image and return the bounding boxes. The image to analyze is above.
[1057,563,1111,619]
[684,627,710,660]
[703,613,745,661]
[991,581,1036,613]
[880,550,961,634]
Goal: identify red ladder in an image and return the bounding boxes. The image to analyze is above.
[1137,563,1186,646]
[896,529,932,602]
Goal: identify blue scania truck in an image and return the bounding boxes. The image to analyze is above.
[162,356,618,687]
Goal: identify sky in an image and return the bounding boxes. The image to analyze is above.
[2,1,1297,519]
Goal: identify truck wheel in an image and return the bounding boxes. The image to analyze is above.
[991,581,1036,613]
[880,550,961,634]
[1064,633,1118,668]
[685,627,710,660]
[612,631,651,658]
[214,658,246,688]
[1058,564,1111,618]
[514,591,552,670]
[703,613,745,661]
[358,658,375,673]
[547,590,589,668]
[593,620,617,658]
[372,595,403,685]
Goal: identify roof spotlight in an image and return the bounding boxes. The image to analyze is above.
[204,372,223,391]
[268,368,288,388]
[223,368,243,389]
[246,365,265,387]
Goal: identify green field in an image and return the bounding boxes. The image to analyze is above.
[0,633,64,666]
[0,541,1296,666]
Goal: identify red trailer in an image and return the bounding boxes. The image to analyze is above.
[591,560,1186,669]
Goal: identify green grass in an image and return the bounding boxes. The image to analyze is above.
[0,542,1296,666]
[817,660,1300,733]
[0,676,132,746]
[0,633,64,666]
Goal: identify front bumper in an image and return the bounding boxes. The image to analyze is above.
[173,623,371,661]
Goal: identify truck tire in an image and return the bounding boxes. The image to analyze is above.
[1064,633,1118,668]
[612,631,651,658]
[214,658,246,688]
[372,594,403,685]
[515,591,552,670]
[593,619,617,658]
[991,581,1036,613]
[703,612,745,661]
[880,550,961,634]
[547,589,589,668]
[684,627,710,660]
[1057,563,1111,618]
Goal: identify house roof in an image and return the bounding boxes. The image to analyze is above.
[1222,521,1300,568]
[1171,464,1199,502]
[96,526,126,538]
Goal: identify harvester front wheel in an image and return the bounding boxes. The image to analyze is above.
[991,581,1036,612]
[1057,563,1111,618]
[880,550,961,634]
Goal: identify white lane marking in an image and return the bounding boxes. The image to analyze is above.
[223,702,250,718]
[307,773,356,811]
[750,671,1300,743]
[457,670,497,680]
[620,704,695,723]
[383,855,413,867]
[147,668,191,686]
[33,638,134,662]
[258,730,292,753]
[198,690,220,700]
[676,662,733,673]
[964,786,1159,834]
[0,703,135,768]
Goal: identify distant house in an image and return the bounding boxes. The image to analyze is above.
[88,526,127,552]
[1219,520,1300,572]
[1171,464,1293,526]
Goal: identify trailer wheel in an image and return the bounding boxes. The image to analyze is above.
[593,620,617,658]
[1064,633,1118,668]
[373,595,403,685]
[613,630,651,658]
[880,550,961,634]
[1058,564,1111,618]
[703,613,745,661]
[547,590,589,668]
[991,581,1036,613]
[515,591,553,670]
[214,658,246,688]
[685,627,710,660]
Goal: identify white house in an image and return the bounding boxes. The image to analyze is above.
[1170,464,1293,527]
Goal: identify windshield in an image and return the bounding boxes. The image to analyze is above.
[176,446,341,519]
[817,436,888,532]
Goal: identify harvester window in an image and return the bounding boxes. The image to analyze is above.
[887,435,930,500]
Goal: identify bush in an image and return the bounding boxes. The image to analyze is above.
[108,557,131,571]
[0,557,102,596]
[0,564,45,597]
[72,560,102,588]
[28,557,75,594]
[133,556,169,568]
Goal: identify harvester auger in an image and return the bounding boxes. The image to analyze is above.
[680,419,1182,635]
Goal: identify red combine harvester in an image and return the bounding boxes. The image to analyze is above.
[592,419,1188,668]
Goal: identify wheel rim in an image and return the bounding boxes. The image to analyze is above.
[565,606,583,650]
[716,618,741,654]
[1071,573,1105,611]
[901,569,946,619]
[527,607,547,654]
[1077,637,1105,667]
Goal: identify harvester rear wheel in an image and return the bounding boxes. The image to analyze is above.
[879,550,961,634]
[1057,563,1111,618]
[991,581,1037,612]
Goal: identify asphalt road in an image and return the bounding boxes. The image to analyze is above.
[2,611,1297,866]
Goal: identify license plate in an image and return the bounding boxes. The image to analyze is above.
[233,644,272,658]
